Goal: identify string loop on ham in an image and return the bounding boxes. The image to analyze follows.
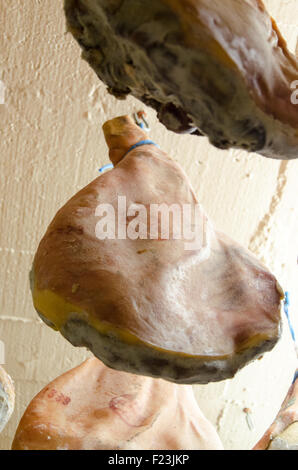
[124,111,160,157]
[99,111,159,172]
[284,291,296,344]
[98,163,114,173]
[133,111,150,131]
[122,139,160,158]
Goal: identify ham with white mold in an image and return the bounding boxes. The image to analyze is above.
[0,366,15,434]
[64,0,298,159]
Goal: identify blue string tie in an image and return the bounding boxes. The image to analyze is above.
[98,140,159,173]
[98,163,114,173]
[283,291,297,384]
[284,291,296,343]
[99,111,158,173]
[122,139,160,158]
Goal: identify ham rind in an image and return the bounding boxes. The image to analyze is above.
[0,366,15,433]
[11,358,223,450]
[254,369,298,450]
[64,0,298,159]
[30,114,282,384]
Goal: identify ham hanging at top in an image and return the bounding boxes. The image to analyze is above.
[64,0,298,159]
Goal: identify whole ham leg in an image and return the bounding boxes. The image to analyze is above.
[31,114,282,384]
[12,358,223,450]
[0,366,15,433]
[254,370,298,450]
[64,0,298,159]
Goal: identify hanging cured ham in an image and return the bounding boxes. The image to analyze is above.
[64,0,298,159]
[254,370,298,450]
[12,358,223,450]
[0,366,14,433]
[30,114,282,384]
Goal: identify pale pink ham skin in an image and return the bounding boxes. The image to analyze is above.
[0,366,15,433]
[12,358,224,450]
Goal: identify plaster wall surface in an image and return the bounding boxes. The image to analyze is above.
[0,0,297,450]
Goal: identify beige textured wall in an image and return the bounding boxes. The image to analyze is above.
[0,0,297,450]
